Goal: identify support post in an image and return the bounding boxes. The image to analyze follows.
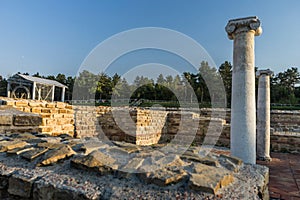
[51,85,55,102]
[256,69,273,161]
[32,82,36,100]
[7,82,11,98]
[226,16,262,164]
[61,87,65,102]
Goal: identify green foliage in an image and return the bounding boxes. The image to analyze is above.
[1,63,299,108]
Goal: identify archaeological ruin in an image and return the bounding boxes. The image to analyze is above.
[0,16,298,199]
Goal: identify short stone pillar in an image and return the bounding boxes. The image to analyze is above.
[226,16,262,164]
[256,69,273,161]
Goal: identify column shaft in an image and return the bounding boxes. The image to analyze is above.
[257,70,272,161]
[231,31,256,164]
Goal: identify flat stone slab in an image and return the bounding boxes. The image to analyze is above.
[188,163,234,194]
[39,145,75,166]
[71,150,117,175]
[21,147,49,161]
[0,140,28,152]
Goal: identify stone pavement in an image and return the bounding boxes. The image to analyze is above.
[257,152,300,200]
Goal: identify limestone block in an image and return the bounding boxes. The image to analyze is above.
[31,107,42,113]
[56,102,66,109]
[15,101,28,107]
[39,145,76,166]
[21,148,49,161]
[0,114,13,125]
[188,163,234,194]
[28,102,40,107]
[38,126,53,133]
[14,114,42,126]
[70,150,117,174]
[23,107,31,113]
[8,173,36,198]
[0,141,28,152]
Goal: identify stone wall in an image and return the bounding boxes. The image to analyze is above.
[0,97,74,137]
[0,106,42,134]
[74,106,168,145]
[1,97,300,152]
[161,112,229,147]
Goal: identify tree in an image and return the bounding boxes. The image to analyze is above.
[219,61,232,107]
[271,67,300,104]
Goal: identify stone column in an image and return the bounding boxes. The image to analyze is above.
[256,69,273,161]
[226,16,262,164]
[61,87,65,102]
[7,82,11,98]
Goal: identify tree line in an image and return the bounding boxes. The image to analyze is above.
[0,61,299,107]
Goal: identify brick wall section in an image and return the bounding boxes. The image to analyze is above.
[1,97,300,152]
[161,112,229,147]
[74,107,168,145]
[0,106,42,133]
[0,97,74,136]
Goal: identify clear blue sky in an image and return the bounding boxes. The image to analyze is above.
[1,0,300,78]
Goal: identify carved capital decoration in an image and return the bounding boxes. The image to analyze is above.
[256,69,274,77]
[225,16,262,40]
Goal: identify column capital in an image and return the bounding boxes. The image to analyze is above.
[226,16,262,40]
[256,69,274,77]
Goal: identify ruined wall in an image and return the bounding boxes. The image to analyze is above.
[200,108,300,152]
[1,97,300,152]
[160,112,229,147]
[0,97,74,136]
[270,110,300,153]
[74,106,167,145]
[0,106,42,134]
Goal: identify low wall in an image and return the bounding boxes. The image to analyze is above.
[74,106,168,145]
[1,97,300,152]
[0,97,74,136]
[0,106,42,134]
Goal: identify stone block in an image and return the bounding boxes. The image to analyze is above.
[14,114,42,126]
[56,102,66,109]
[20,148,48,161]
[39,145,76,166]
[15,101,28,107]
[70,150,117,174]
[38,126,53,133]
[28,102,40,107]
[0,114,13,125]
[31,107,42,113]
[0,141,28,152]
[8,173,36,198]
[46,103,55,108]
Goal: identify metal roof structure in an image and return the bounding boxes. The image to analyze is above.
[7,74,67,102]
[16,74,67,88]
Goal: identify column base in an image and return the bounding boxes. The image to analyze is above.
[257,156,272,162]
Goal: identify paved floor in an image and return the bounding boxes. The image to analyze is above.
[257,153,300,200]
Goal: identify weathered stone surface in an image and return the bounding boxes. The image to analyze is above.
[37,142,65,149]
[8,173,37,198]
[81,141,110,154]
[39,145,75,166]
[189,163,234,194]
[0,170,14,190]
[121,157,144,172]
[21,148,49,161]
[71,150,117,174]
[0,140,28,152]
[0,114,13,126]
[140,168,188,186]
[13,114,42,126]
[220,154,243,172]
[181,151,220,167]
[7,147,35,155]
